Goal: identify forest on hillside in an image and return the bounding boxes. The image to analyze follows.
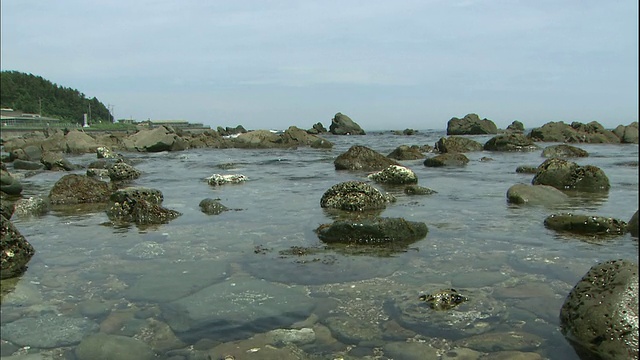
[0,71,112,124]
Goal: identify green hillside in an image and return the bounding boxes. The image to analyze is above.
[0,70,112,124]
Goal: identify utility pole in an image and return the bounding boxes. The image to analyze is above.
[39,98,42,116]
[88,103,91,124]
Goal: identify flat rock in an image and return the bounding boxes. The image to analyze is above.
[1,313,99,348]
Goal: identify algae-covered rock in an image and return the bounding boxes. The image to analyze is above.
[0,216,35,279]
[320,181,395,212]
[544,213,627,236]
[316,217,428,245]
[532,158,610,192]
[368,165,418,185]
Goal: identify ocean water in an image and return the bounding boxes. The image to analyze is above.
[1,130,638,359]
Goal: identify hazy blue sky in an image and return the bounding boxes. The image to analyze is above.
[1,1,638,130]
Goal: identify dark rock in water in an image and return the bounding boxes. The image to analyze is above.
[160,276,315,343]
[367,165,418,185]
[0,216,35,279]
[127,125,187,152]
[529,121,621,143]
[13,196,50,217]
[12,159,45,170]
[560,259,639,360]
[41,151,80,171]
[506,184,569,206]
[506,120,525,133]
[532,158,610,193]
[49,174,111,205]
[424,153,469,167]
[230,126,332,149]
[515,165,538,174]
[199,198,229,215]
[541,144,589,158]
[0,170,22,196]
[329,112,366,135]
[75,333,155,360]
[446,113,498,135]
[484,133,539,152]
[453,331,544,353]
[107,187,181,225]
[544,213,627,236]
[418,289,468,311]
[108,160,142,181]
[628,210,639,238]
[387,287,507,339]
[434,136,483,153]
[307,122,327,134]
[1,313,99,348]
[335,145,400,171]
[387,145,424,160]
[316,217,428,245]
[612,121,639,144]
[320,181,395,212]
[404,185,437,195]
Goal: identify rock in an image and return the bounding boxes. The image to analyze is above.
[329,112,365,135]
[127,125,186,152]
[541,144,589,158]
[367,165,418,185]
[529,121,621,143]
[628,210,639,237]
[49,174,111,205]
[1,197,15,219]
[419,289,468,310]
[96,146,123,159]
[446,113,498,135]
[560,259,639,360]
[108,161,142,181]
[40,151,79,171]
[515,166,538,174]
[0,170,22,196]
[506,120,525,133]
[320,181,395,212]
[323,315,383,344]
[106,187,181,225]
[334,145,400,171]
[308,122,327,134]
[13,196,50,217]
[453,331,544,352]
[506,184,569,206]
[532,158,610,192]
[612,121,639,144]
[383,341,440,360]
[483,133,539,152]
[316,217,428,245]
[206,173,248,186]
[161,276,316,343]
[544,213,627,236]
[280,126,333,148]
[230,127,332,149]
[435,136,483,153]
[424,153,469,167]
[12,159,45,170]
[1,313,99,348]
[64,129,101,154]
[75,333,155,360]
[404,185,437,195]
[0,216,35,279]
[387,145,424,160]
[199,198,230,215]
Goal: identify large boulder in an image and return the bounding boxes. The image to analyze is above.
[483,133,540,152]
[0,169,23,196]
[320,181,395,212]
[49,174,112,205]
[423,153,469,167]
[541,144,588,158]
[506,184,569,206]
[40,151,79,171]
[532,158,610,193]
[367,165,418,185]
[434,136,483,153]
[628,210,639,238]
[1,216,35,279]
[612,121,639,144]
[108,161,142,181]
[307,122,327,134]
[446,113,498,135]
[529,121,620,143]
[126,126,188,152]
[316,217,428,245]
[387,145,425,160]
[106,187,181,225]
[329,113,366,135]
[544,213,627,236]
[506,120,525,133]
[334,145,400,171]
[230,127,332,149]
[560,259,638,360]
[64,130,101,154]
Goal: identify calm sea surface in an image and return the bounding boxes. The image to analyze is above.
[1,130,638,359]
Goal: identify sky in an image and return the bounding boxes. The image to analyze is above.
[1,0,638,131]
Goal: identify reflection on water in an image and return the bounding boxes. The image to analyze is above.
[1,131,638,359]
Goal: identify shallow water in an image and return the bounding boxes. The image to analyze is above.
[1,130,638,359]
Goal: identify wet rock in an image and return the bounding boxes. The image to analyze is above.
[316,217,428,245]
[108,161,142,181]
[367,165,418,185]
[424,153,469,167]
[560,259,639,360]
[206,332,312,360]
[329,112,365,135]
[267,328,316,345]
[482,351,544,360]
[127,125,186,152]
[106,187,181,225]
[323,315,383,344]
[544,213,627,236]
[532,158,610,192]
[335,145,400,171]
[419,289,468,310]
[529,121,620,143]
[2,313,99,348]
[75,333,155,360]
[515,166,537,174]
[0,170,22,196]
[199,198,230,215]
[40,151,79,171]
[404,185,437,195]
[12,159,45,170]
[49,174,111,205]
[0,216,35,279]
[0,197,15,219]
[308,122,327,134]
[206,173,247,186]
[134,318,187,353]
[320,181,395,212]
[447,113,498,135]
[388,287,507,338]
[435,136,483,153]
[64,129,101,154]
[96,146,122,159]
[506,184,569,206]
[13,196,50,217]
[506,120,525,133]
[541,144,588,158]
[453,331,544,352]
[387,145,424,160]
[125,241,165,259]
[628,210,639,237]
[612,121,639,144]
[383,341,440,360]
[483,133,539,152]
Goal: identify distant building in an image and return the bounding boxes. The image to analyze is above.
[1,108,61,127]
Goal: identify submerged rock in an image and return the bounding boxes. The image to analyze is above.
[418,289,468,311]
[316,217,428,245]
[75,333,155,360]
[404,185,437,195]
[541,144,589,158]
[544,213,627,237]
[106,187,181,225]
[207,173,248,186]
[424,153,469,167]
[320,181,395,212]
[199,198,230,215]
[2,313,99,348]
[560,259,639,360]
[387,145,424,160]
[506,184,569,206]
[435,136,483,153]
[0,216,35,279]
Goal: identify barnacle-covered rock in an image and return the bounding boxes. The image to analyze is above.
[367,165,418,185]
[320,181,395,211]
[419,289,468,311]
[316,217,428,245]
[206,174,247,186]
[544,213,627,237]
